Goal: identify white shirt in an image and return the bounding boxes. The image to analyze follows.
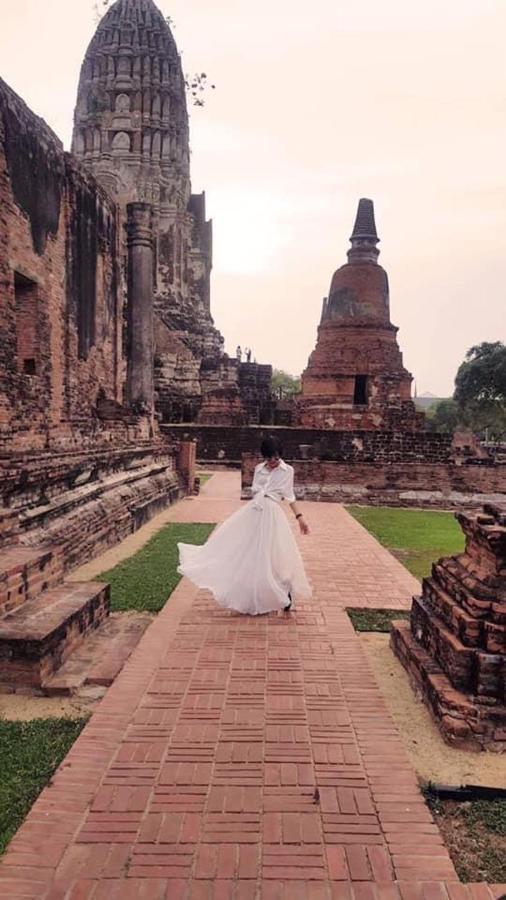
[251,459,296,505]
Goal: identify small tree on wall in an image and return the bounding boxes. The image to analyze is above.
[93,0,215,106]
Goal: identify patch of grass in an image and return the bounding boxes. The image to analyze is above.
[464,799,506,835]
[0,718,87,854]
[346,506,465,580]
[197,473,213,487]
[98,523,215,613]
[424,788,506,882]
[347,607,411,633]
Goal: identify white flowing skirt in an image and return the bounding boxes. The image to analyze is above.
[177,498,312,616]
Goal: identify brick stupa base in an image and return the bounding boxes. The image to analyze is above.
[391,503,506,751]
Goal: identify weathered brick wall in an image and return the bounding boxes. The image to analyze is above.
[0,443,184,570]
[0,78,125,452]
[392,503,506,749]
[161,424,453,464]
[240,454,506,508]
[198,361,275,426]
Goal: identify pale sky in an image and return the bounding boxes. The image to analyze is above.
[1,0,505,395]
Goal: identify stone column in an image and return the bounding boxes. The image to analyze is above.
[178,439,197,493]
[126,202,154,414]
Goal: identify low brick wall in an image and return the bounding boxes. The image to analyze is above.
[241,454,506,509]
[161,424,453,464]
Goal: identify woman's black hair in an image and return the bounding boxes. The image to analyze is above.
[260,436,282,459]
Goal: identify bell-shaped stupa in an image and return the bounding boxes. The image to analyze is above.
[296,200,423,431]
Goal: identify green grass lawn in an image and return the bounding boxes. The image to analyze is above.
[98,522,215,613]
[347,607,411,633]
[346,506,465,580]
[0,718,87,854]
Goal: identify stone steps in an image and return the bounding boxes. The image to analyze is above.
[19,465,180,572]
[0,581,109,689]
[44,612,153,695]
[19,461,171,530]
[0,545,63,617]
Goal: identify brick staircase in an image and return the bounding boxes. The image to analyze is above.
[0,448,182,696]
[0,542,113,693]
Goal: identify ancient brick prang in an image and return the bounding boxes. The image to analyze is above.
[296,199,424,431]
[72,0,228,424]
[392,503,506,750]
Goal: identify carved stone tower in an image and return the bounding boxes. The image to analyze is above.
[72,0,222,421]
[296,199,424,431]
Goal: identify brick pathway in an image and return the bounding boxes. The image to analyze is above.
[1,473,503,899]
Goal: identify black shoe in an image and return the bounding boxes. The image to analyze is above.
[284,592,293,611]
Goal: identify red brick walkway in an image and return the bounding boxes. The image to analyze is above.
[1,474,503,899]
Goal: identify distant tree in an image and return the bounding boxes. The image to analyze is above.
[272,370,301,399]
[454,342,506,440]
[426,399,465,434]
[93,1,215,106]
[455,342,506,406]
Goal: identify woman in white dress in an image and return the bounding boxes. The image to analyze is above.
[177,438,312,616]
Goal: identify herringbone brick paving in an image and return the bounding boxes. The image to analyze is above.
[0,473,503,899]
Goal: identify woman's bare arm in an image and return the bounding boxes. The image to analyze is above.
[289,500,309,535]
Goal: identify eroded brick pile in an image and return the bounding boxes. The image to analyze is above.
[392,502,506,750]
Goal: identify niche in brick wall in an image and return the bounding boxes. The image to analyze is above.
[354,374,368,406]
[14,272,39,376]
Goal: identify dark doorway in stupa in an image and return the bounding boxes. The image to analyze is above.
[354,374,368,406]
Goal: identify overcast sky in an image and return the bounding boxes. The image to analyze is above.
[1,0,505,394]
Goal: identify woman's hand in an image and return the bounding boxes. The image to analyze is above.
[298,516,310,535]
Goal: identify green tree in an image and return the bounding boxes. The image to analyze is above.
[272,370,301,399]
[426,399,465,434]
[455,342,506,405]
[454,342,506,440]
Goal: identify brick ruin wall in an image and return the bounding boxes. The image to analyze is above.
[242,454,506,510]
[392,502,506,750]
[161,424,453,463]
[0,79,189,569]
[0,78,133,453]
[0,443,186,571]
[161,425,506,509]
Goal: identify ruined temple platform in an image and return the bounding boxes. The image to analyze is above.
[0,473,503,899]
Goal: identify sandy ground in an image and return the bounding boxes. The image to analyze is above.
[0,687,104,722]
[361,633,506,788]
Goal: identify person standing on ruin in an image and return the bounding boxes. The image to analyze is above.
[177,437,311,615]
[246,348,252,363]
[236,345,242,362]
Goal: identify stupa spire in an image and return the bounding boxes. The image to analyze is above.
[348,198,380,263]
